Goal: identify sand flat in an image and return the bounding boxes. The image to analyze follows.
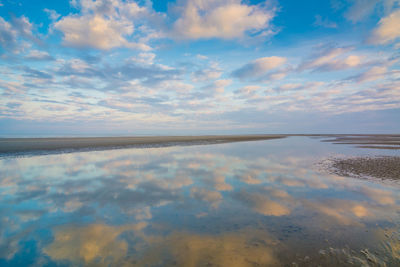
[316,134,400,149]
[328,156,400,180]
[0,135,286,155]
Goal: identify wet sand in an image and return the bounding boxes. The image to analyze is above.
[319,134,400,149]
[327,156,400,180]
[0,135,286,156]
[312,135,400,181]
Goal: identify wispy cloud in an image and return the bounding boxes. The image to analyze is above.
[313,15,337,28]
[232,56,286,79]
[369,9,400,45]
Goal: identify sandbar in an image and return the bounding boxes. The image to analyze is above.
[319,134,400,149]
[0,135,286,156]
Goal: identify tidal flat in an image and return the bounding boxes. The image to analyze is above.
[0,135,399,266]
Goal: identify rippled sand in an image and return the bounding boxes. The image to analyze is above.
[328,156,400,180]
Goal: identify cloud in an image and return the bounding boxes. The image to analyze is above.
[130,52,156,65]
[171,0,275,40]
[232,56,286,79]
[21,66,53,80]
[0,16,36,53]
[298,46,362,72]
[24,49,53,60]
[0,17,17,51]
[44,8,61,21]
[272,81,325,93]
[192,62,222,82]
[369,9,400,45]
[342,0,400,23]
[54,57,182,90]
[55,14,148,50]
[343,0,380,22]
[6,102,22,109]
[235,85,261,98]
[54,0,152,50]
[352,66,388,82]
[199,79,232,96]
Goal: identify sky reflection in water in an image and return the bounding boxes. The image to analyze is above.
[0,137,399,266]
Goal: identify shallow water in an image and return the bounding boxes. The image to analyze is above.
[0,136,399,266]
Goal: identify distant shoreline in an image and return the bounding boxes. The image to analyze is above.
[0,135,287,156]
[1,134,399,157]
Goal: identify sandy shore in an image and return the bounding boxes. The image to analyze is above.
[0,135,286,156]
[319,134,400,149]
[327,156,400,180]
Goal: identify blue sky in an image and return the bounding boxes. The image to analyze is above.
[0,0,399,136]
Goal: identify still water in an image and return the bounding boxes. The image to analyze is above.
[0,137,399,266]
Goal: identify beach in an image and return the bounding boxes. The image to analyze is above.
[319,134,400,149]
[0,135,286,155]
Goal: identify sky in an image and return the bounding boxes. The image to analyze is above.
[0,0,399,136]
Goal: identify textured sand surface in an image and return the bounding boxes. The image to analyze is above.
[0,135,286,156]
[327,156,400,180]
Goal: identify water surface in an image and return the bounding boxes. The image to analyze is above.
[0,137,399,266]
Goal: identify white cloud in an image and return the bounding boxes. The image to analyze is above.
[369,9,400,45]
[54,0,152,50]
[172,0,275,39]
[232,56,286,79]
[55,14,147,50]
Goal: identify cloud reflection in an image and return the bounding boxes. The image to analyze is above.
[44,222,147,265]
[0,139,400,265]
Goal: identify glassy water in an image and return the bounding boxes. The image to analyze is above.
[0,137,399,266]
